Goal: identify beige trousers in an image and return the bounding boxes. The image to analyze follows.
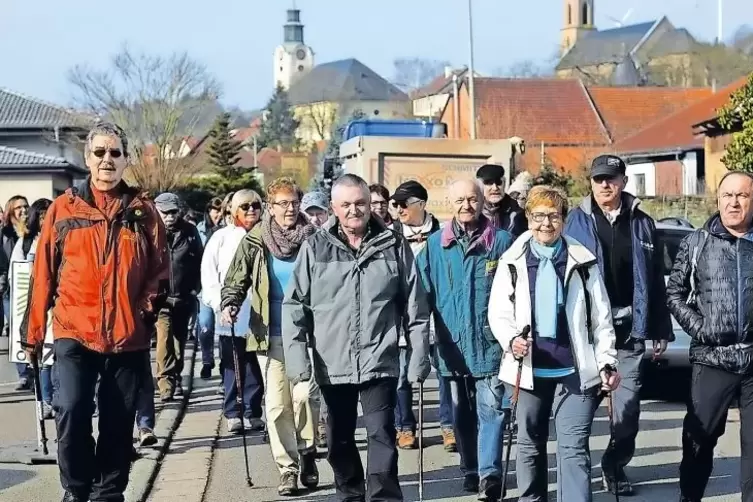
[259,337,318,475]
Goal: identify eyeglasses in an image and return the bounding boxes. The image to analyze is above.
[530,212,563,223]
[239,202,262,212]
[272,200,301,210]
[92,148,123,159]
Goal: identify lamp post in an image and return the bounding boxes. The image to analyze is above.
[467,0,477,139]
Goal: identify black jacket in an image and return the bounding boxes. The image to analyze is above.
[166,218,203,300]
[483,195,528,239]
[666,213,753,375]
[0,224,19,296]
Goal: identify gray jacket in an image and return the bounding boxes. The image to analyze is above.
[282,217,431,386]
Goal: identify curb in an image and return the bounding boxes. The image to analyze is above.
[125,340,198,502]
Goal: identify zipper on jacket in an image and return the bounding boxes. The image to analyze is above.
[563,267,583,379]
[737,239,743,344]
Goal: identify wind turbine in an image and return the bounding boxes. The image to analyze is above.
[607,8,634,27]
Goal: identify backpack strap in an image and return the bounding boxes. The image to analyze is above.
[508,263,517,305]
[686,229,708,305]
[577,266,594,345]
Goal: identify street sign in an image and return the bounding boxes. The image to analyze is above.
[8,261,53,366]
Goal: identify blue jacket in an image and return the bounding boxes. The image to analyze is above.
[564,194,673,341]
[416,217,513,377]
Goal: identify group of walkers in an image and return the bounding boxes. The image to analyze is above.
[4,120,751,502]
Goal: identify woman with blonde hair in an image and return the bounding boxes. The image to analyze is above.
[488,185,621,502]
[221,177,319,497]
[201,189,265,432]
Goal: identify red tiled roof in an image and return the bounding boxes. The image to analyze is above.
[473,78,610,145]
[586,87,712,142]
[411,68,467,98]
[613,76,750,153]
[232,126,260,143]
[544,146,605,174]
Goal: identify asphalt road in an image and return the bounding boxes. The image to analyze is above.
[201,377,744,502]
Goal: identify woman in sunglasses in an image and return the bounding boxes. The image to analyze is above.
[221,177,319,497]
[200,189,265,434]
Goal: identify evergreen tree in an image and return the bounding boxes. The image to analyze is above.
[256,84,300,151]
[312,108,367,194]
[719,72,753,172]
[207,112,243,178]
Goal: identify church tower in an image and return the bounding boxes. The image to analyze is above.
[561,0,595,55]
[273,7,315,90]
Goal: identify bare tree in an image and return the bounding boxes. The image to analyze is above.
[297,102,339,144]
[68,46,222,192]
[392,57,452,94]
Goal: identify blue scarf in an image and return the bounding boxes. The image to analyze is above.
[530,237,564,339]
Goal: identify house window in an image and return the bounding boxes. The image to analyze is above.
[567,4,572,25]
[582,2,589,24]
[634,173,646,196]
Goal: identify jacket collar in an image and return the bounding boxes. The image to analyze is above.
[440,215,495,251]
[501,230,597,266]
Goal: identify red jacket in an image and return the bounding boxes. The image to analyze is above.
[22,181,169,353]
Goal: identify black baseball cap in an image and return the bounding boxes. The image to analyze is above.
[476,164,505,183]
[591,154,626,178]
[391,180,428,202]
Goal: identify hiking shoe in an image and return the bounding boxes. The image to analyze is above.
[602,469,634,495]
[42,402,55,420]
[244,417,265,431]
[14,377,31,392]
[397,430,418,450]
[216,383,225,395]
[278,471,299,496]
[227,418,243,434]
[174,382,184,397]
[442,428,457,452]
[316,423,327,448]
[61,492,86,502]
[299,449,319,489]
[200,363,213,380]
[463,473,480,492]
[478,475,502,501]
[159,389,174,403]
[138,428,158,447]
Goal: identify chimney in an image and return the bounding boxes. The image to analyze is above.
[444,66,453,78]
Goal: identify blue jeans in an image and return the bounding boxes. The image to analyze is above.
[219,336,264,419]
[40,365,56,404]
[430,347,454,430]
[2,296,28,379]
[394,347,417,432]
[197,302,215,367]
[449,376,506,480]
[136,352,155,430]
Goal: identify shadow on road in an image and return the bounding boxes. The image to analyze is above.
[0,468,36,491]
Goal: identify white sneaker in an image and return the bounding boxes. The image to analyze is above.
[244,417,265,431]
[227,417,242,433]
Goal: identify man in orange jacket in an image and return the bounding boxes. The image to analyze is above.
[22,122,169,502]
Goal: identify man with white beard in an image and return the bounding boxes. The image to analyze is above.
[476,164,528,238]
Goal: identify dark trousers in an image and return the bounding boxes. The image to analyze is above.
[680,363,753,502]
[601,338,645,474]
[54,338,146,502]
[322,377,401,502]
[394,347,416,432]
[219,336,264,419]
[155,300,190,394]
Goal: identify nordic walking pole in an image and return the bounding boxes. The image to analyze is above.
[230,321,253,487]
[417,379,424,502]
[603,367,620,502]
[501,325,530,501]
[29,353,49,455]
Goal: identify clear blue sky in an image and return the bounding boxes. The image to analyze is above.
[1,0,749,111]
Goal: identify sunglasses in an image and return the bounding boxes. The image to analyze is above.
[239,202,262,212]
[391,200,422,209]
[92,148,123,159]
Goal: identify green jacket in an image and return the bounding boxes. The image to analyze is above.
[221,226,270,351]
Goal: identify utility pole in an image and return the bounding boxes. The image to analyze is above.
[717,0,723,44]
[467,0,477,139]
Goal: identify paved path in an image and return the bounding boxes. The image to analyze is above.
[147,361,744,502]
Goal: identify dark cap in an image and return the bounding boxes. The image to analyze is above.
[590,154,626,178]
[391,180,428,202]
[154,192,181,212]
[476,164,505,182]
